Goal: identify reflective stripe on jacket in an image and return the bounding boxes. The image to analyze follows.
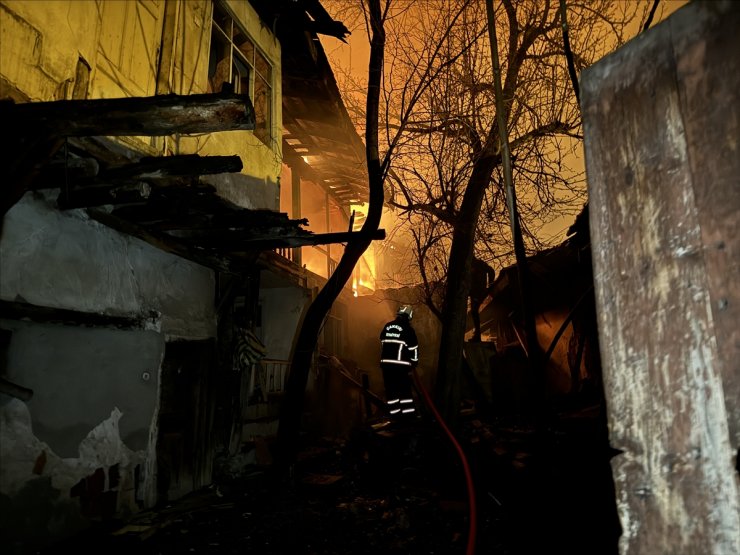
[380,316,419,366]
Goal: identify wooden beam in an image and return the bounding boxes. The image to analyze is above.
[213,228,386,251]
[0,91,255,137]
[99,154,243,181]
[58,177,216,210]
[57,182,151,210]
[0,299,157,330]
[110,202,301,232]
[38,154,243,190]
[30,155,100,189]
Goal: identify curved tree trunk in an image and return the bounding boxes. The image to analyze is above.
[435,154,499,428]
[276,0,385,468]
[435,0,547,431]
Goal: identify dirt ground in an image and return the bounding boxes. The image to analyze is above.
[41,399,621,555]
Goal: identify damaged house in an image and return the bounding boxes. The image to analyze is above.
[0,0,384,549]
[466,205,602,415]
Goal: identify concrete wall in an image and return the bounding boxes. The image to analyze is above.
[259,284,310,361]
[0,193,216,339]
[0,193,217,551]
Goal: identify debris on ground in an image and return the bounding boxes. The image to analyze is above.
[41,399,620,555]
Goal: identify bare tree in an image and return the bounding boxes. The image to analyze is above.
[312,1,658,430]
[276,0,386,466]
[371,0,633,425]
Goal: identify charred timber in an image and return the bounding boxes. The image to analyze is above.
[57,182,151,210]
[205,228,386,251]
[37,154,243,190]
[0,91,255,137]
[58,178,214,210]
[100,154,243,180]
[113,204,305,231]
[30,155,100,189]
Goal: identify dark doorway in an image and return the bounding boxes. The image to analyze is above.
[156,339,216,505]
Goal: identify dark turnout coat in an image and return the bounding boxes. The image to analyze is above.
[380,316,419,368]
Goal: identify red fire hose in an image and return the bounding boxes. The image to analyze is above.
[411,368,477,555]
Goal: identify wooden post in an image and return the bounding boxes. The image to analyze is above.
[291,166,303,266]
[581,1,740,553]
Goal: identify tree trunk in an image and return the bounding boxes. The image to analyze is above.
[435,154,499,428]
[487,0,544,422]
[275,0,385,468]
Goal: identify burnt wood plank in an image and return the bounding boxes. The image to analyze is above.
[211,228,386,251]
[99,154,243,181]
[40,155,243,191]
[0,91,255,137]
[30,155,100,189]
[53,155,243,207]
[581,1,740,553]
[57,182,151,209]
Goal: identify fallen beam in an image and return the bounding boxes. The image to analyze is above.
[30,155,100,189]
[57,182,152,210]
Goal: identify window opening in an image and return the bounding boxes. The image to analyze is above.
[208,2,272,146]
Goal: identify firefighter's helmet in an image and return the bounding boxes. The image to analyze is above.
[397,305,413,320]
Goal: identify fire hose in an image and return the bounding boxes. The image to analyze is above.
[411,368,477,555]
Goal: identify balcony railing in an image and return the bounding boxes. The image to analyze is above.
[243,358,289,405]
[275,247,296,263]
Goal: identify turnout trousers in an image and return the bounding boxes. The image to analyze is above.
[381,362,416,417]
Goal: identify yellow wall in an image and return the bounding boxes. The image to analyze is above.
[0,0,282,203]
[0,0,100,101]
[175,0,283,200]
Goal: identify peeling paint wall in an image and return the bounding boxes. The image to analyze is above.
[0,0,286,550]
[0,399,151,553]
[0,194,216,551]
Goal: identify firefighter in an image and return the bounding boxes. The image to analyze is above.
[380,305,419,420]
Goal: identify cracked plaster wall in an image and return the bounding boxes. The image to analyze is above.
[0,193,218,551]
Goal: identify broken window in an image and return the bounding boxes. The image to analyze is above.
[208,2,273,146]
